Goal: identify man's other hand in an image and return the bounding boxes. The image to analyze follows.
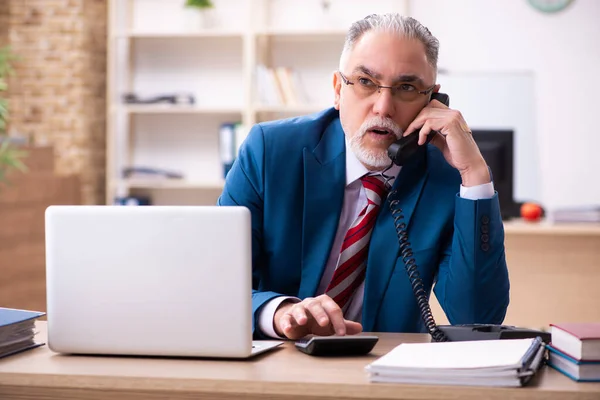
[273,295,363,340]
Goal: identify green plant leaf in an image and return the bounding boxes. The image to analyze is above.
[185,0,214,9]
[0,46,16,136]
[0,46,17,79]
[0,141,28,179]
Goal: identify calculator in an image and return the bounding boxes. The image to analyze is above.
[294,335,379,357]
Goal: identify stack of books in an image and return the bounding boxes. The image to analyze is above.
[0,307,45,359]
[365,337,545,387]
[551,206,600,223]
[547,322,600,382]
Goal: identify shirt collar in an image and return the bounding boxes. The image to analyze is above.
[345,138,402,187]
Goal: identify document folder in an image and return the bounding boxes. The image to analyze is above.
[366,337,545,387]
[0,307,45,359]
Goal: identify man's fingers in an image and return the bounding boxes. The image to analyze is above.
[428,99,449,109]
[321,298,346,336]
[417,121,433,146]
[291,304,309,326]
[306,301,330,327]
[403,116,424,138]
[279,313,294,334]
[345,320,363,335]
[428,131,447,152]
[279,313,308,340]
[403,109,445,139]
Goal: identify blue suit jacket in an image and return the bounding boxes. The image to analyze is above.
[218,108,510,338]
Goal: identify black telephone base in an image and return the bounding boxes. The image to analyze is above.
[437,324,551,343]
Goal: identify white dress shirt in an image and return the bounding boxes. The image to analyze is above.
[258,143,495,338]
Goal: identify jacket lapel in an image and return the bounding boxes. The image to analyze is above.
[362,148,429,331]
[298,119,346,298]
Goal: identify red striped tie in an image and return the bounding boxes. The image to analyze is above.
[325,175,388,311]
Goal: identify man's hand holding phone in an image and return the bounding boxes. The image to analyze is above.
[273,294,363,340]
[404,98,491,187]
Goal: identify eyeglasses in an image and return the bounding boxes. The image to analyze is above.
[338,71,435,103]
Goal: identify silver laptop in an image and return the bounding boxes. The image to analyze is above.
[45,205,282,358]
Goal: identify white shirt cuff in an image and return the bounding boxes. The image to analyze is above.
[459,182,495,200]
[258,296,300,339]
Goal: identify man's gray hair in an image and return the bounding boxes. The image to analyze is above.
[339,14,439,72]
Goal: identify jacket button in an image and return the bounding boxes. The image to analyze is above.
[481,234,489,243]
[481,243,490,252]
[481,215,490,224]
[481,224,489,233]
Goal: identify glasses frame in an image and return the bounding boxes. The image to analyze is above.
[338,70,436,101]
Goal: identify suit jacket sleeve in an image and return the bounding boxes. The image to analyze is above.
[433,192,510,325]
[216,124,286,338]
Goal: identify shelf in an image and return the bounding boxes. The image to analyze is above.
[255,28,347,39]
[117,28,347,40]
[503,220,600,236]
[120,105,243,115]
[114,180,225,190]
[255,104,331,114]
[114,31,244,39]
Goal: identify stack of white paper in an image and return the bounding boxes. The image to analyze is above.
[365,338,545,387]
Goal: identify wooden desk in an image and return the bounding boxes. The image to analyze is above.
[1,323,599,400]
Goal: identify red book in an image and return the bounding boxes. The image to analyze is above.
[550,323,600,361]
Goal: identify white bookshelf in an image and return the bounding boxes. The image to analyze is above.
[121,105,243,114]
[116,31,244,39]
[123,179,224,190]
[255,28,349,37]
[106,0,408,205]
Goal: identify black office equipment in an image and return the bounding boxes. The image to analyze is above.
[295,335,379,357]
[471,129,519,220]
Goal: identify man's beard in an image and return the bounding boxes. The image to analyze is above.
[348,116,404,169]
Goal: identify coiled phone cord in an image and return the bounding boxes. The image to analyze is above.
[387,190,449,343]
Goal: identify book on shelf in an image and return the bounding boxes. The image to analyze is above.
[365,337,545,387]
[547,322,600,382]
[122,167,184,180]
[255,64,309,107]
[0,307,46,359]
[217,121,249,178]
[219,122,237,178]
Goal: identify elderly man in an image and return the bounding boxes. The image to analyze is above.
[218,14,509,340]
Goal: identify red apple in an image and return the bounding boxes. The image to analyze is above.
[520,202,543,222]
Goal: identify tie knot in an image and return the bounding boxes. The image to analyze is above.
[360,175,389,206]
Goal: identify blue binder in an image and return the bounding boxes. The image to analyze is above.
[0,307,46,359]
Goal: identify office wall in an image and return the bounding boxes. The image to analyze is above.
[0,1,7,44]
[409,0,600,211]
[5,0,107,205]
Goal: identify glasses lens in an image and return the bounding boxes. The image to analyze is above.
[353,79,378,98]
[395,89,419,102]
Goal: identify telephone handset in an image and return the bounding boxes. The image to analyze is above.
[383,93,551,343]
[387,92,450,166]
